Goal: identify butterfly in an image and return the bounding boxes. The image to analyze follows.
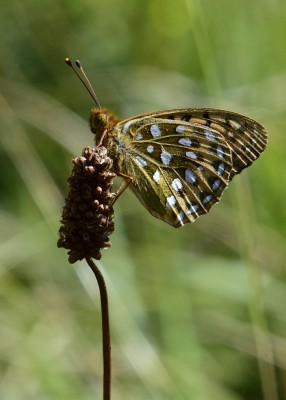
[90,107,267,227]
[66,59,267,228]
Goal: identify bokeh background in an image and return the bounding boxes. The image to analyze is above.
[0,0,285,399]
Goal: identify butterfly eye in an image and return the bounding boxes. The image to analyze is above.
[90,109,106,133]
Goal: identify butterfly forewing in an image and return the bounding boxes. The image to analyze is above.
[186,109,267,179]
[118,108,267,175]
[115,116,234,227]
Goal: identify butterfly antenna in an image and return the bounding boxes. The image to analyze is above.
[65,58,101,109]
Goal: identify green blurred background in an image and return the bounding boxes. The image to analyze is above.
[0,0,285,399]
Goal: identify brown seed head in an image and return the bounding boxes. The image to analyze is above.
[57,146,116,263]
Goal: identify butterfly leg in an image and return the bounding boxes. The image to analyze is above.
[110,172,133,207]
[96,129,108,148]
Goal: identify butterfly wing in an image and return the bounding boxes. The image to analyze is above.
[114,109,267,227]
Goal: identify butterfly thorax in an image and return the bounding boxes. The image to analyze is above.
[89,107,119,148]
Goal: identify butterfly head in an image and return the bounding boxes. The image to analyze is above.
[89,107,118,146]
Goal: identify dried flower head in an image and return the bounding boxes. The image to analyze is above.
[58,146,116,263]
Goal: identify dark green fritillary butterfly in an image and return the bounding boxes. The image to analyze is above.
[67,59,268,228]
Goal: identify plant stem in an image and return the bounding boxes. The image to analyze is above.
[86,257,111,400]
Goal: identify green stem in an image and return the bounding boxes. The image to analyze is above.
[86,257,111,400]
